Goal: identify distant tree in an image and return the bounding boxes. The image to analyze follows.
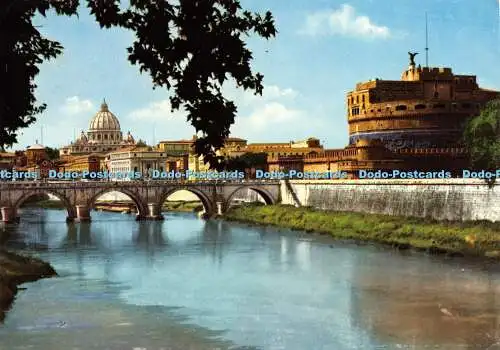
[1,1,276,170]
[464,98,500,172]
[135,139,147,147]
[224,152,267,171]
[238,152,268,168]
[45,147,60,160]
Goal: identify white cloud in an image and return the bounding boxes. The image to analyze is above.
[222,84,299,107]
[128,84,300,125]
[128,99,185,121]
[300,4,391,39]
[125,84,326,142]
[127,99,195,141]
[239,102,303,128]
[231,102,307,138]
[60,96,94,115]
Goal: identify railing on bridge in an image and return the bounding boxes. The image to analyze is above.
[0,179,282,187]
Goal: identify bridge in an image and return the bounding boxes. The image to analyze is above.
[0,180,281,223]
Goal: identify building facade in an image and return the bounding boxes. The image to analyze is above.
[246,137,323,158]
[59,100,136,156]
[59,154,107,175]
[347,58,499,150]
[269,56,499,177]
[157,138,194,156]
[0,152,16,172]
[106,147,170,179]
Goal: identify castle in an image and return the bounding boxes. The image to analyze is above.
[269,54,500,176]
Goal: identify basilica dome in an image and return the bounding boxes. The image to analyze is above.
[89,100,121,131]
[59,98,136,156]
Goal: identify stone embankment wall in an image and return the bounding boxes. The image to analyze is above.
[280,179,499,222]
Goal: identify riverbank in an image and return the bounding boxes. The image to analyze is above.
[225,204,500,259]
[0,250,57,322]
[163,201,203,212]
[95,201,203,213]
[25,200,203,213]
[23,200,65,209]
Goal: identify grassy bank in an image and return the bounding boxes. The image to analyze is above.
[225,204,500,259]
[22,200,65,209]
[94,201,203,213]
[0,250,57,322]
[162,201,204,212]
[23,200,203,213]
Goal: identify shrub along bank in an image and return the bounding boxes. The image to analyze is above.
[225,204,500,259]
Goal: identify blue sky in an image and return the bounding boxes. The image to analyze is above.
[11,0,500,150]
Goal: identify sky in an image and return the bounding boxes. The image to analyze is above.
[10,0,500,150]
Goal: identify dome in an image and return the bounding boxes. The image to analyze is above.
[89,99,121,131]
[28,140,45,150]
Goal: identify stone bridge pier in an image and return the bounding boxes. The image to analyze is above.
[0,180,281,223]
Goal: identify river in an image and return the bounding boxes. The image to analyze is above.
[1,208,500,350]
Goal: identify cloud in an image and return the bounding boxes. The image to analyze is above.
[239,102,303,128]
[126,84,326,142]
[231,102,306,137]
[299,4,391,39]
[128,84,300,123]
[59,96,94,115]
[222,84,299,106]
[227,86,325,141]
[128,99,185,122]
[127,99,195,140]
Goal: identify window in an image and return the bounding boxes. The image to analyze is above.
[433,104,445,109]
[415,104,426,110]
[395,105,407,111]
[462,103,471,109]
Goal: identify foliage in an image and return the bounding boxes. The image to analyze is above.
[223,152,267,170]
[135,139,148,147]
[463,98,500,171]
[1,1,276,170]
[0,0,79,151]
[45,147,60,160]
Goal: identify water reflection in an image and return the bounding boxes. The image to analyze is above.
[351,252,500,349]
[132,221,167,247]
[201,219,232,266]
[1,209,500,349]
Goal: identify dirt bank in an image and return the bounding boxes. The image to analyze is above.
[0,250,57,322]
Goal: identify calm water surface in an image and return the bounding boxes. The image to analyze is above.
[1,208,500,350]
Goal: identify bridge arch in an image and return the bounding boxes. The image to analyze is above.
[157,187,214,215]
[225,186,276,209]
[87,188,148,218]
[14,190,76,220]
